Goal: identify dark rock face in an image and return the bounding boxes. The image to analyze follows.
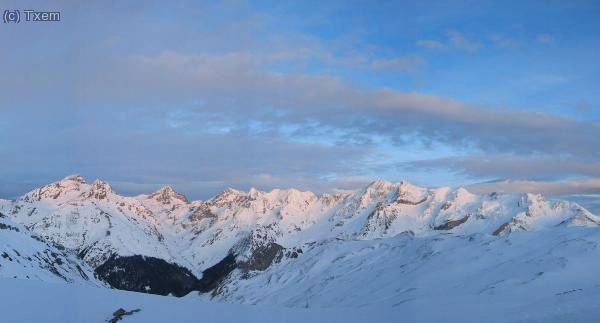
[0,222,20,232]
[187,204,217,223]
[434,215,470,230]
[94,255,201,297]
[94,228,287,297]
[197,241,285,293]
[396,197,427,205]
[198,253,237,293]
[238,242,284,272]
[283,247,303,259]
[108,308,141,323]
[493,221,512,236]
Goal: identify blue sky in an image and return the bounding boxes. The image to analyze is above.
[1,0,599,199]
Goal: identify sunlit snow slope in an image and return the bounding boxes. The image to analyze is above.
[1,175,599,321]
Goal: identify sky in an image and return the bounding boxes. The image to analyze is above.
[1,0,599,201]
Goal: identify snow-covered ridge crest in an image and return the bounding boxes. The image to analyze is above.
[2,175,598,277]
[147,186,189,204]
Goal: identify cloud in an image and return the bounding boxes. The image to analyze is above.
[417,30,481,52]
[371,54,424,72]
[513,73,569,91]
[403,155,600,180]
[489,34,518,48]
[25,49,600,162]
[447,30,482,52]
[1,2,598,200]
[536,34,555,44]
[416,39,448,51]
[3,45,599,199]
[0,112,371,199]
[467,179,600,196]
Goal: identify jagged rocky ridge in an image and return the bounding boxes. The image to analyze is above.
[1,175,599,299]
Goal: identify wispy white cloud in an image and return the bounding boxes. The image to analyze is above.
[467,178,600,196]
[1,1,597,200]
[513,73,569,91]
[536,33,555,44]
[416,39,448,51]
[370,54,424,72]
[417,30,481,52]
[403,155,600,180]
[3,44,599,198]
[489,34,518,48]
[447,30,482,52]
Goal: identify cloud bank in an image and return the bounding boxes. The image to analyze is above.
[0,1,598,200]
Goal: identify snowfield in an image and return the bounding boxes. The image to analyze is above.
[213,228,600,308]
[1,278,401,323]
[1,175,600,322]
[1,267,599,323]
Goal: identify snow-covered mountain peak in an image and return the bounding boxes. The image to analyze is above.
[86,179,113,200]
[366,179,393,191]
[248,187,260,198]
[223,187,245,196]
[63,174,86,184]
[148,186,189,204]
[22,175,89,202]
[358,179,413,207]
[395,181,429,204]
[261,188,317,204]
[398,179,415,188]
[452,187,476,200]
[210,188,246,206]
[2,175,600,307]
[522,192,545,205]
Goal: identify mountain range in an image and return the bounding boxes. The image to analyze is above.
[1,174,600,316]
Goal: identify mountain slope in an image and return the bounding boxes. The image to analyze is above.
[0,210,101,285]
[1,175,598,301]
[213,227,600,307]
[2,175,178,268]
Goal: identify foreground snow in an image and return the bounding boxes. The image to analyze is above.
[1,275,599,323]
[0,278,399,323]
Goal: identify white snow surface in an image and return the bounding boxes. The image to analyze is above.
[1,175,600,321]
[0,213,101,285]
[216,228,600,308]
[2,261,600,323]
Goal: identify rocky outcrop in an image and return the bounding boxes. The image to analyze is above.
[148,186,189,204]
[396,197,427,205]
[238,242,284,272]
[197,241,285,294]
[107,308,141,323]
[198,253,237,293]
[87,180,113,200]
[493,222,510,236]
[434,215,470,230]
